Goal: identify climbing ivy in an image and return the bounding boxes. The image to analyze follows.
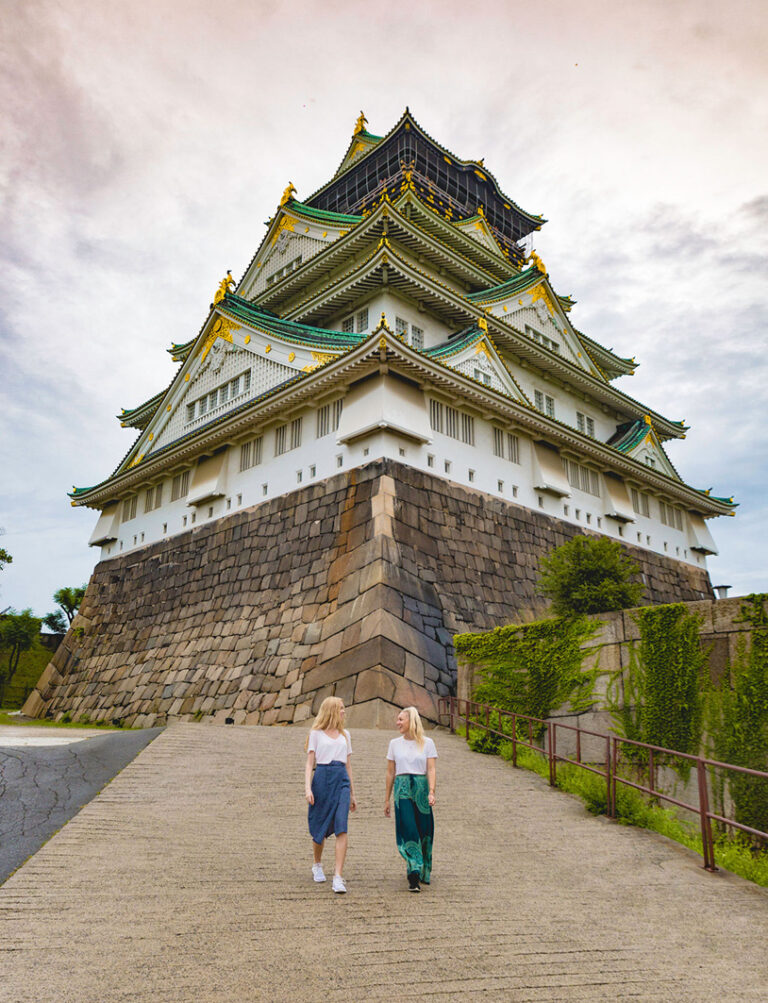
[608,603,707,777]
[455,616,598,746]
[706,594,768,836]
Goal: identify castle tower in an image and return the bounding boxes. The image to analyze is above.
[25,111,735,727]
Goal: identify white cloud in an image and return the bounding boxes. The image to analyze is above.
[2,0,767,612]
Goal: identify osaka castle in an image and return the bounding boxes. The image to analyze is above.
[27,110,736,728]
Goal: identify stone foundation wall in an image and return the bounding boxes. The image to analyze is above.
[25,460,713,728]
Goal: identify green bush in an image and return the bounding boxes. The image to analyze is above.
[537,535,644,616]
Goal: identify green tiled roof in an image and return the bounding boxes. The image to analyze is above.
[425,325,484,359]
[466,268,541,302]
[288,200,362,224]
[607,420,648,453]
[219,294,363,348]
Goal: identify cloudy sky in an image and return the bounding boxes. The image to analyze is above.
[1,0,766,617]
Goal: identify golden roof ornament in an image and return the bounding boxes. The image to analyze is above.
[353,111,368,136]
[279,182,296,207]
[527,250,547,274]
[213,270,235,305]
[478,315,488,333]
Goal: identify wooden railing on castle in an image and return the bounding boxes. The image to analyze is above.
[438,696,768,873]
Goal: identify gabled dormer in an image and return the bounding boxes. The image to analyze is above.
[607,418,681,480]
[469,264,604,378]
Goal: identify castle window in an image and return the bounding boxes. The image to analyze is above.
[396,316,408,339]
[297,471,302,484]
[474,368,492,386]
[444,460,451,473]
[411,326,424,349]
[342,316,354,334]
[526,325,560,353]
[567,460,600,496]
[240,436,263,471]
[336,455,343,468]
[630,488,651,517]
[534,389,555,418]
[356,308,368,333]
[186,370,251,424]
[460,413,474,445]
[468,469,475,482]
[493,428,519,463]
[143,484,163,513]
[309,465,316,478]
[290,417,302,450]
[171,470,190,502]
[427,454,434,468]
[498,480,504,492]
[429,399,443,433]
[645,455,656,468]
[576,412,595,437]
[122,496,138,522]
[275,425,287,455]
[317,399,343,438]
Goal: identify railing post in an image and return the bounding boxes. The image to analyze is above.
[697,758,717,872]
[548,722,555,787]
[605,736,613,818]
[485,703,490,733]
[610,737,618,819]
[576,726,581,764]
[512,713,517,768]
[551,723,557,786]
[465,699,470,741]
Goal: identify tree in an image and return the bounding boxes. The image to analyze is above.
[0,609,41,705]
[43,584,87,633]
[0,547,11,572]
[537,534,644,616]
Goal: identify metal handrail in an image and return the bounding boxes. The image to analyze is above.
[438,695,768,873]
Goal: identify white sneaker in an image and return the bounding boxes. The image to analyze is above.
[312,864,326,883]
[332,874,346,894]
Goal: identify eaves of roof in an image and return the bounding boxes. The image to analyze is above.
[72,328,732,517]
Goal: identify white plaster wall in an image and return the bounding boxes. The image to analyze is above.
[96,394,709,573]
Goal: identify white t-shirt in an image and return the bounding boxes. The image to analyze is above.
[307,729,351,764]
[386,736,438,775]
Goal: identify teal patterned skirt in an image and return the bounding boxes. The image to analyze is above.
[393,774,434,882]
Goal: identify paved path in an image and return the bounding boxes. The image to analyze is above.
[0,726,162,883]
[0,724,766,1002]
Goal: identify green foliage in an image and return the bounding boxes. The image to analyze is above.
[1,641,51,708]
[706,595,768,836]
[607,603,707,777]
[456,616,598,741]
[0,609,42,705]
[0,547,11,572]
[537,535,644,616]
[43,584,87,634]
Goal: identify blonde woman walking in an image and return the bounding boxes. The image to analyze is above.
[305,696,356,893]
[384,706,437,892]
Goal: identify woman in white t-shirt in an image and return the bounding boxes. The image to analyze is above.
[304,696,356,894]
[384,706,438,892]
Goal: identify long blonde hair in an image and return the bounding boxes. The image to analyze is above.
[305,696,345,750]
[402,706,425,749]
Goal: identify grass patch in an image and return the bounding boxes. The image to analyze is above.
[463,725,768,888]
[0,710,131,730]
[1,641,52,708]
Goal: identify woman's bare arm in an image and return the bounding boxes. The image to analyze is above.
[305,750,315,804]
[426,758,436,807]
[384,759,395,816]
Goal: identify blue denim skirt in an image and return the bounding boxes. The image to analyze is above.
[308,761,350,844]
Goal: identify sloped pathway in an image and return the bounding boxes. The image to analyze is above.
[0,724,766,1002]
[0,725,162,883]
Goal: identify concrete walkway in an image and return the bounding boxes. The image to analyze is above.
[0,724,766,1002]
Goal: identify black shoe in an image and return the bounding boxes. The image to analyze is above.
[407,872,421,892]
